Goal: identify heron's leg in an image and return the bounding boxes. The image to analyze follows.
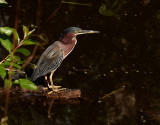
[45,75,48,86]
[45,74,54,90]
[49,71,54,92]
[49,72,62,90]
[42,75,49,91]
[48,71,64,94]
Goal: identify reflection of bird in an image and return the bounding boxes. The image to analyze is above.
[30,27,99,92]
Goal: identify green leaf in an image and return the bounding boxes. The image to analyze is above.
[0,27,20,43]
[21,39,37,45]
[0,27,13,35]
[23,25,29,38]
[13,80,19,84]
[6,55,21,62]
[6,56,11,62]
[0,0,8,4]
[14,31,20,44]
[13,56,21,62]
[0,33,13,52]
[6,52,13,61]
[15,48,31,56]
[1,116,8,125]
[7,70,15,75]
[99,5,115,16]
[28,29,35,36]
[19,79,38,90]
[0,65,6,79]
[17,61,25,65]
[111,0,118,9]
[36,35,46,42]
[13,63,21,69]
[2,61,21,69]
[4,79,12,89]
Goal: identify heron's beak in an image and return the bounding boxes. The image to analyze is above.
[76,30,100,35]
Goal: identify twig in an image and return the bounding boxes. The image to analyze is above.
[21,45,38,69]
[0,54,10,64]
[21,0,42,69]
[44,0,63,23]
[62,1,92,6]
[4,0,20,118]
[5,67,25,74]
[101,87,125,100]
[0,36,28,65]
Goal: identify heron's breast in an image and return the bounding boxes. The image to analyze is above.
[58,40,77,58]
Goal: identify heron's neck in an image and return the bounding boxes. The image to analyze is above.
[59,34,77,58]
[61,32,77,45]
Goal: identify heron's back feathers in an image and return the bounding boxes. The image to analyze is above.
[30,42,63,81]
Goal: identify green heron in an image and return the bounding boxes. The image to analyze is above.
[30,27,99,92]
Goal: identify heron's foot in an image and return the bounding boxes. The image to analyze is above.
[47,91,54,94]
[47,87,66,94]
[42,87,49,91]
[54,87,66,92]
[54,86,62,89]
[41,86,59,91]
[48,85,62,89]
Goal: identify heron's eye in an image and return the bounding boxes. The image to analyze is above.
[75,31,78,33]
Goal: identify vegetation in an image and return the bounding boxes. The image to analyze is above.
[0,26,39,90]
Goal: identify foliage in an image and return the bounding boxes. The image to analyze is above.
[0,0,7,4]
[1,116,8,125]
[0,0,8,7]
[19,79,38,90]
[0,26,39,90]
[99,0,121,16]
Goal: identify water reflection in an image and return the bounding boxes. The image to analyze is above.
[1,88,158,125]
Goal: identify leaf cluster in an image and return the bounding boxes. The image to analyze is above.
[0,26,40,90]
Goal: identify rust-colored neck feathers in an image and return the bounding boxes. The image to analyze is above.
[59,32,77,58]
[60,32,77,44]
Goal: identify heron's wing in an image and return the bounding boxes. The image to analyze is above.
[37,49,63,75]
[37,41,60,66]
[31,42,63,81]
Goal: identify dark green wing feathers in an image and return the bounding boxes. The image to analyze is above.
[30,42,63,81]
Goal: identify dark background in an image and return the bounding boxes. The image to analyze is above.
[1,0,160,124]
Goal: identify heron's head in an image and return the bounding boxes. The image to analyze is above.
[59,27,99,44]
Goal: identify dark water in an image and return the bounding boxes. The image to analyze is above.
[1,0,160,124]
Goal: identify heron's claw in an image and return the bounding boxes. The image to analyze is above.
[42,87,49,91]
[48,85,61,89]
[55,88,66,92]
[47,87,66,94]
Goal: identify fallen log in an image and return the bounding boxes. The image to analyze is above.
[0,86,81,101]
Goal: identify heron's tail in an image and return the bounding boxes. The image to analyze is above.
[30,70,37,81]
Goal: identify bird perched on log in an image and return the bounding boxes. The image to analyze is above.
[30,27,99,93]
